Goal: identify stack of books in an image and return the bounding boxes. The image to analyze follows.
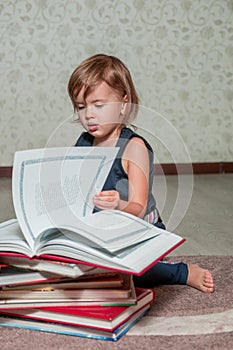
[0,260,155,341]
[0,148,185,341]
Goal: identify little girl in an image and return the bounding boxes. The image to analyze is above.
[67,53,214,293]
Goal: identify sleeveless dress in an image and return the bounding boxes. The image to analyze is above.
[75,127,188,287]
[76,127,163,225]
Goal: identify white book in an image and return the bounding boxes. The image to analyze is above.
[0,147,185,275]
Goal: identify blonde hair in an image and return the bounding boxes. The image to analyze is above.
[67,54,139,123]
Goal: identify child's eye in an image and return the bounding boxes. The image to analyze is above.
[95,104,104,108]
[77,105,85,111]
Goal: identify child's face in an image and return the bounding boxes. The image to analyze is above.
[76,82,126,141]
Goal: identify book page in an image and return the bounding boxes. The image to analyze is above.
[53,210,162,253]
[0,219,33,256]
[12,147,118,251]
[37,227,184,274]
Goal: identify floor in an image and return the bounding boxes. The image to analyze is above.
[0,174,232,257]
[0,174,232,349]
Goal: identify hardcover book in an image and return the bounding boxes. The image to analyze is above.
[0,147,185,275]
[0,287,154,331]
[0,305,149,341]
[0,264,64,287]
[0,275,137,309]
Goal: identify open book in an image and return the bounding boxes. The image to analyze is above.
[0,147,185,275]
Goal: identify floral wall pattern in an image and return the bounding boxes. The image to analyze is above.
[0,0,232,165]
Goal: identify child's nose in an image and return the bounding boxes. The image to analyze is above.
[85,105,94,119]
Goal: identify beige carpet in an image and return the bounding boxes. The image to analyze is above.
[0,256,232,350]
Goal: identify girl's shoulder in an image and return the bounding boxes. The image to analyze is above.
[121,127,153,152]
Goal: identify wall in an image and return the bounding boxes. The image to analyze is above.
[0,0,232,165]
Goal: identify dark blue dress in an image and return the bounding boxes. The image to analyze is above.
[75,127,188,287]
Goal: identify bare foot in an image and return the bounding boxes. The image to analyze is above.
[187,264,214,293]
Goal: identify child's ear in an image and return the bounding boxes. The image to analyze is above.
[120,97,128,118]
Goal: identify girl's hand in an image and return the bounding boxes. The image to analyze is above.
[93,190,120,210]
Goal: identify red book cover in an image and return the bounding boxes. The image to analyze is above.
[0,288,155,331]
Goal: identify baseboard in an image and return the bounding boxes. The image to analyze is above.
[0,162,232,178]
[154,162,233,175]
[0,167,13,177]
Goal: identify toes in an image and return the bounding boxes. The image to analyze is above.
[203,272,214,285]
[203,287,214,293]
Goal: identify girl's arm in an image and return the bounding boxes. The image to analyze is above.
[93,137,149,218]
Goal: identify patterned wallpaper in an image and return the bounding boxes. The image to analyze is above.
[0,0,233,165]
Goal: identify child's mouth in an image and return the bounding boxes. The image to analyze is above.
[88,124,98,132]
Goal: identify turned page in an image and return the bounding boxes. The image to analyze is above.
[60,209,163,253]
[12,147,118,251]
